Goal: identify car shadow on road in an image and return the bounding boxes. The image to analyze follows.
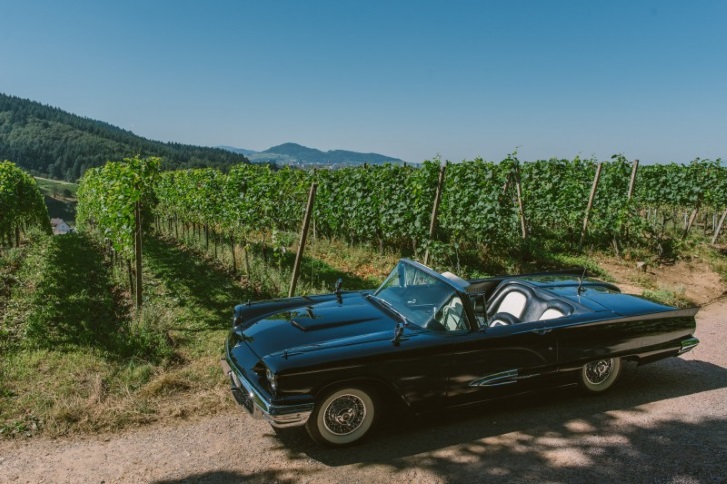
[272,357,727,481]
[153,469,301,484]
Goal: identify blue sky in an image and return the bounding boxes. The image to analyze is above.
[1,0,725,164]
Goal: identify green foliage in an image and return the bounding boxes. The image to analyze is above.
[155,164,310,236]
[636,158,727,210]
[520,156,597,244]
[0,161,51,246]
[313,162,437,248]
[77,156,160,259]
[150,156,726,261]
[440,157,517,248]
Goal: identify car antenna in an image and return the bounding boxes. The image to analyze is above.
[577,266,587,296]
[335,278,343,303]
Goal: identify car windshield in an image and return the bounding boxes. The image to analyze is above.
[373,261,467,331]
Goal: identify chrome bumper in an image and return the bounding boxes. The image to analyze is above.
[220,358,313,428]
[678,337,700,355]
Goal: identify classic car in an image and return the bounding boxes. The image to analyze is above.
[221,259,699,447]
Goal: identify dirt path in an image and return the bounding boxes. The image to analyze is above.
[2,299,725,484]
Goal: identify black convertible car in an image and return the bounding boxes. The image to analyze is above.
[222,259,699,446]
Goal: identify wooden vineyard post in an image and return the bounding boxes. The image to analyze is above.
[627,159,639,200]
[514,165,528,240]
[623,159,639,240]
[134,200,143,310]
[578,162,603,251]
[424,163,447,266]
[704,212,709,237]
[127,259,134,296]
[683,206,700,240]
[231,234,237,273]
[289,183,317,298]
[712,208,727,245]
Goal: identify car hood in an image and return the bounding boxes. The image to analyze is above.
[232,292,397,358]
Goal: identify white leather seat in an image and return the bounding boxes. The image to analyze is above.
[495,291,527,318]
[539,308,565,320]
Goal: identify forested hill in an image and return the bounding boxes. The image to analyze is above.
[0,93,249,181]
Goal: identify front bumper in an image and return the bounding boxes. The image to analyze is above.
[678,337,699,355]
[220,358,313,428]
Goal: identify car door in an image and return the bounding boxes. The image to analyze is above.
[444,319,558,407]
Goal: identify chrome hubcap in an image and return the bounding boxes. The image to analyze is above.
[323,394,366,435]
[585,359,613,385]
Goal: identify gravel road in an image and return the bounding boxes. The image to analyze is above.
[1,298,725,484]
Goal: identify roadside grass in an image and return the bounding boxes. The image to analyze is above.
[0,231,176,437]
[642,287,693,308]
[0,245,29,351]
[1,232,190,438]
[696,242,727,285]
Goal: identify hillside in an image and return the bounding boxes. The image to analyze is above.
[0,93,249,181]
[227,142,404,166]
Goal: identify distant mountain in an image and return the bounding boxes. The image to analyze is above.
[220,142,404,167]
[217,145,258,156]
[0,93,250,181]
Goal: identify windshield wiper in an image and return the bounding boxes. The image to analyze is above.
[366,294,410,326]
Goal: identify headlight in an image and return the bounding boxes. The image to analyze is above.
[265,368,278,394]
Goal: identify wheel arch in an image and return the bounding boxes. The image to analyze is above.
[313,376,411,413]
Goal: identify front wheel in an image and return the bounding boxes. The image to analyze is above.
[305,386,377,447]
[579,357,622,393]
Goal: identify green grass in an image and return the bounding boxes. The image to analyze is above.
[698,244,727,283]
[33,176,78,198]
[642,287,693,308]
[2,228,319,438]
[34,176,78,223]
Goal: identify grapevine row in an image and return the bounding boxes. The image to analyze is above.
[76,156,726,282]
[76,156,160,308]
[0,160,51,247]
[152,156,727,253]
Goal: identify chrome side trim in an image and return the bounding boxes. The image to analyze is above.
[221,358,313,428]
[678,337,700,355]
[469,369,518,387]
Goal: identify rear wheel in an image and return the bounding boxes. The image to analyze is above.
[305,386,377,447]
[579,357,621,393]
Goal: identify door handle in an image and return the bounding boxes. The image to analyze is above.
[532,328,552,336]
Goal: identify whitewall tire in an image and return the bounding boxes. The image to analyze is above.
[579,357,622,393]
[306,386,377,447]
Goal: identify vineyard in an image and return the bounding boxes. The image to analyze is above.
[151,155,727,254]
[71,154,727,305]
